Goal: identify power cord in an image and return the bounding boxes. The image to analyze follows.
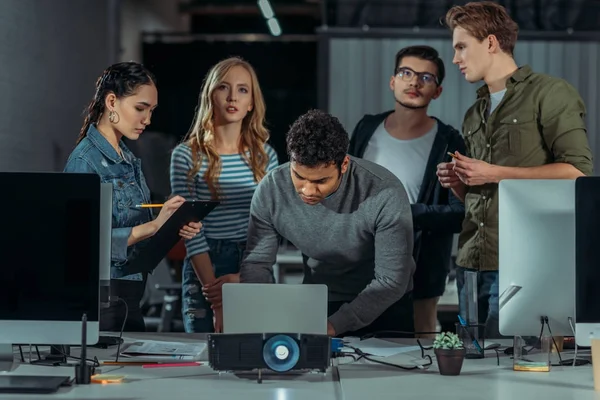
[543,316,589,367]
[114,297,128,363]
[19,298,128,367]
[339,339,433,370]
[568,317,582,366]
[17,344,100,368]
[359,330,440,340]
[359,330,504,366]
[504,318,545,356]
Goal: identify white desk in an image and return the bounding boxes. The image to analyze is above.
[1,333,598,399]
[1,333,339,400]
[337,343,599,400]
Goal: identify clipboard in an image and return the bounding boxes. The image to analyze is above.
[126,200,219,275]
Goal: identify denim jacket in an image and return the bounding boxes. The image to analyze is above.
[63,124,153,281]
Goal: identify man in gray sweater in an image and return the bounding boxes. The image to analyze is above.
[240,110,416,337]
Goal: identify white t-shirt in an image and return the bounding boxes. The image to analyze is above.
[489,88,507,115]
[363,120,437,204]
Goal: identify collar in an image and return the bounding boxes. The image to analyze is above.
[86,124,132,164]
[476,64,533,98]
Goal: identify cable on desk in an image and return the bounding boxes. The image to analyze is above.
[114,296,128,363]
[504,318,545,357]
[342,339,433,370]
[484,345,501,366]
[359,330,441,340]
[544,316,589,367]
[50,346,100,367]
[26,345,100,367]
[567,317,586,367]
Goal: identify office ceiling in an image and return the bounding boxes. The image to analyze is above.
[180,0,320,17]
[179,0,321,34]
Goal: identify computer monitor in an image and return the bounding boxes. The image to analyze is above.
[575,176,600,347]
[99,183,112,307]
[499,179,576,337]
[0,172,101,369]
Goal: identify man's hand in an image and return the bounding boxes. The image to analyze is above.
[327,321,336,337]
[213,306,223,333]
[437,156,468,201]
[437,160,463,189]
[452,152,499,186]
[202,273,240,309]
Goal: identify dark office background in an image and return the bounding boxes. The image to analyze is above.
[2,0,600,171]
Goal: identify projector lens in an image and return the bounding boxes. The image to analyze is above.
[263,335,300,372]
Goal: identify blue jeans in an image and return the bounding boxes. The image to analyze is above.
[181,238,245,333]
[456,267,499,338]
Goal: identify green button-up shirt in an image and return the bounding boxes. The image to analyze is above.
[457,65,593,271]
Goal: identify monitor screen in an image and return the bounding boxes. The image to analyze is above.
[0,172,100,323]
[576,177,600,323]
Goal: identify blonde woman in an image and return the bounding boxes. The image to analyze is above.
[170,57,279,333]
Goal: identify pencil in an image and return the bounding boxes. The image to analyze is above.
[447,151,458,159]
[142,362,202,369]
[101,361,153,365]
[133,204,164,208]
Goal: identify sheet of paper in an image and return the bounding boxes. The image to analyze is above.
[120,340,206,360]
[344,338,422,358]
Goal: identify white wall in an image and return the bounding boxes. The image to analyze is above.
[120,0,190,62]
[327,37,600,173]
[0,0,112,171]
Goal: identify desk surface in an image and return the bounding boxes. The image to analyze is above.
[1,333,598,399]
[338,349,597,400]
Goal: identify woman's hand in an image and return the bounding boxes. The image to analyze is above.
[179,221,202,240]
[151,195,186,233]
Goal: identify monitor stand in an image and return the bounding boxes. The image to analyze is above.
[93,335,123,349]
[499,284,522,311]
[0,344,14,372]
[30,345,71,367]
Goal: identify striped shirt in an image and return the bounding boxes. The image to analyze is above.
[170,143,279,258]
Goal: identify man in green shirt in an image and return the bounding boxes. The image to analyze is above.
[437,1,593,337]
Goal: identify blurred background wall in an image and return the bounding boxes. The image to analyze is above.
[2,0,599,171]
[0,0,118,171]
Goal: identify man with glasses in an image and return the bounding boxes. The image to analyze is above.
[349,45,466,337]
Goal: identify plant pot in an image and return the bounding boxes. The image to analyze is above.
[434,348,466,376]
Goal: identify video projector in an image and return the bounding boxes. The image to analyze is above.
[207,333,331,383]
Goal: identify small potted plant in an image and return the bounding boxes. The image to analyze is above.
[433,332,466,376]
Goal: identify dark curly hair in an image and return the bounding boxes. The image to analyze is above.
[286,109,349,169]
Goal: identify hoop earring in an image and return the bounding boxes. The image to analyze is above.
[108,110,120,124]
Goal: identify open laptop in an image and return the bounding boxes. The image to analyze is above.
[222,284,328,335]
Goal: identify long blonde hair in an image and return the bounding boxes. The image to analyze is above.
[183,57,270,200]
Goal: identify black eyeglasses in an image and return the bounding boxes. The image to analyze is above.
[395,67,439,86]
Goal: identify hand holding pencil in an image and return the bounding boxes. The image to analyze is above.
[149,196,202,240]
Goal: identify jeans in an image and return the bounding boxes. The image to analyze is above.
[456,267,499,338]
[181,238,245,333]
